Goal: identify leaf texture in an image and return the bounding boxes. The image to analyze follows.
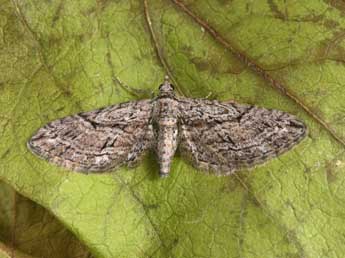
[1,0,345,257]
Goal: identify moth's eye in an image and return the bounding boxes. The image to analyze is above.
[170,84,175,90]
[159,84,163,90]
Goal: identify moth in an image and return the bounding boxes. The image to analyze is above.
[28,76,307,177]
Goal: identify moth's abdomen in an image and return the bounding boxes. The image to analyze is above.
[155,97,179,177]
[156,118,178,177]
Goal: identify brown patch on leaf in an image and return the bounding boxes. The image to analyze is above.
[96,0,112,11]
[0,182,93,258]
[313,29,345,64]
[51,1,64,27]
[143,203,160,210]
[0,148,10,159]
[248,193,262,208]
[324,0,345,14]
[323,19,340,29]
[332,112,345,129]
[0,81,4,91]
[267,0,287,20]
[216,0,234,6]
[221,177,238,193]
[190,55,245,75]
[190,57,210,71]
[325,160,338,183]
[300,14,324,23]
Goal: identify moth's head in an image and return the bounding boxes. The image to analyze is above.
[158,75,175,95]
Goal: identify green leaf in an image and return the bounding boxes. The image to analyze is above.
[1,0,345,257]
[0,241,35,258]
[0,180,92,258]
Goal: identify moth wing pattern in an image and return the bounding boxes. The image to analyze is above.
[28,99,154,172]
[177,98,307,175]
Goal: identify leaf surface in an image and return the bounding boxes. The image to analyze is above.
[1,0,345,257]
[0,180,92,258]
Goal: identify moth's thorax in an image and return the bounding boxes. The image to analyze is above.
[157,91,175,99]
[155,97,179,118]
[154,97,179,177]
